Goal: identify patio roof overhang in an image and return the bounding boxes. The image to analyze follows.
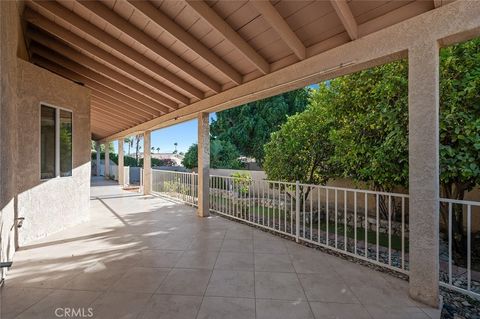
[22,0,477,142]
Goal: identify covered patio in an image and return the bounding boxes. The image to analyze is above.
[2,0,480,318]
[1,178,438,319]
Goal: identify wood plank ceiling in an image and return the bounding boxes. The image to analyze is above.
[22,0,436,140]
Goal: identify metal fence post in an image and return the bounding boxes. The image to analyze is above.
[295,180,300,243]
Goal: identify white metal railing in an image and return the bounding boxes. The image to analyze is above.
[151,169,198,206]
[209,175,409,273]
[148,170,480,298]
[439,198,480,298]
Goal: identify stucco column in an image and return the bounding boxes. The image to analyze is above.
[104,142,110,180]
[118,139,124,186]
[95,141,101,176]
[408,41,440,308]
[197,112,210,217]
[143,131,152,194]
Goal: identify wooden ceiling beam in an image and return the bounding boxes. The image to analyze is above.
[30,44,169,114]
[91,117,129,131]
[91,97,147,122]
[75,0,223,92]
[90,91,152,120]
[24,9,190,104]
[185,0,270,75]
[28,2,205,99]
[27,29,178,111]
[330,0,359,40]
[91,125,115,137]
[90,102,142,124]
[250,1,306,60]
[91,111,136,129]
[90,104,135,126]
[31,54,161,118]
[127,0,243,84]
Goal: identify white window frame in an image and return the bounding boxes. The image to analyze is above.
[40,103,73,180]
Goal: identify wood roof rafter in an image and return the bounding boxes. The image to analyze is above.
[250,0,306,60]
[75,0,223,91]
[29,0,206,99]
[330,0,359,40]
[27,28,179,111]
[185,0,270,75]
[126,0,243,85]
[30,43,170,114]
[31,54,161,118]
[23,9,191,105]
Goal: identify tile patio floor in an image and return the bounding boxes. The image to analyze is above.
[0,177,440,319]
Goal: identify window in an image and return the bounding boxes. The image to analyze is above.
[40,105,73,179]
[60,110,73,177]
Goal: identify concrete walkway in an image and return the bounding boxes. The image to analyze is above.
[1,177,440,319]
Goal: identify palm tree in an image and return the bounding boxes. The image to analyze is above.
[173,142,178,154]
[124,137,133,156]
[151,146,155,153]
[156,147,160,153]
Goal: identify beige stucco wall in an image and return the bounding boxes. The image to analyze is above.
[0,0,21,280]
[16,59,91,246]
[0,0,91,275]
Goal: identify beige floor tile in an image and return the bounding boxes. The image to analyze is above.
[110,267,170,293]
[0,287,53,319]
[255,253,295,272]
[221,239,254,253]
[309,302,373,319]
[196,297,255,319]
[215,252,254,271]
[348,285,418,307]
[298,273,360,303]
[255,272,306,301]
[188,238,223,251]
[156,268,211,295]
[364,305,431,319]
[89,291,152,319]
[206,270,254,298]
[62,263,127,291]
[175,250,219,269]
[139,294,202,319]
[254,238,288,254]
[256,299,314,319]
[138,249,183,268]
[15,290,100,319]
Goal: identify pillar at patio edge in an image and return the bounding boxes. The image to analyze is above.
[143,131,152,194]
[197,112,209,217]
[118,139,124,186]
[95,141,101,176]
[408,41,440,308]
[104,142,110,180]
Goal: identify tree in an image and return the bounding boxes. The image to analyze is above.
[151,146,155,153]
[263,98,336,186]
[156,147,160,153]
[210,88,310,165]
[182,139,243,169]
[262,38,480,260]
[173,142,178,154]
[124,137,133,156]
[324,60,409,192]
[439,38,480,255]
[134,135,142,165]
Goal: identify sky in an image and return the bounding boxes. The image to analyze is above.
[115,113,216,154]
[114,84,320,155]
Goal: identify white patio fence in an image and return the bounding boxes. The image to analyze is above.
[151,169,480,298]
